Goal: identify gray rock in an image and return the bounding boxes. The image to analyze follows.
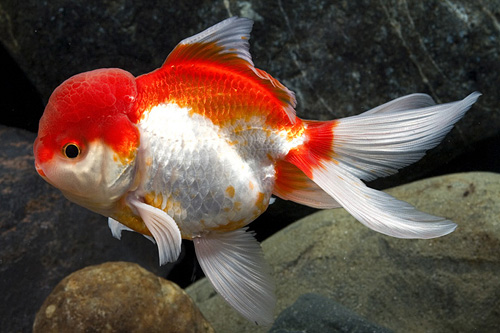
[269,293,392,333]
[0,1,495,186]
[0,125,175,333]
[186,172,500,332]
[33,262,214,333]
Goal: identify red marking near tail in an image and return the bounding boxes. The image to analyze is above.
[285,120,338,178]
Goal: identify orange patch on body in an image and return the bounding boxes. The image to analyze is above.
[255,191,268,213]
[165,196,183,216]
[225,185,235,198]
[144,191,185,217]
[210,218,247,232]
[113,148,137,166]
[145,192,160,206]
[232,123,245,133]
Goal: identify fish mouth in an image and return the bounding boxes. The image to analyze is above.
[34,161,47,178]
[33,137,46,178]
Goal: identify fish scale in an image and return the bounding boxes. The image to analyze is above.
[136,102,282,237]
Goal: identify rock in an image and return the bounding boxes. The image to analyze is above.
[0,1,496,186]
[0,125,175,333]
[33,262,214,333]
[186,172,500,332]
[269,293,392,333]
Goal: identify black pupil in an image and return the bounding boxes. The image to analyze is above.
[65,144,79,158]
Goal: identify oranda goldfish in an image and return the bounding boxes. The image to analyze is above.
[34,17,480,325]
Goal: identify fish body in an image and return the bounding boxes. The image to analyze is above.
[34,17,480,325]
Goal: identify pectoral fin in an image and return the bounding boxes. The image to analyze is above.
[193,228,275,326]
[129,198,182,265]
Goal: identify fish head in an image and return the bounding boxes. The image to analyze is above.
[34,68,140,215]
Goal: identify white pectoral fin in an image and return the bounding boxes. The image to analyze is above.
[194,228,276,326]
[312,162,456,239]
[129,198,182,265]
[108,217,156,244]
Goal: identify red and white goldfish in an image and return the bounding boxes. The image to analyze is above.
[33,17,480,325]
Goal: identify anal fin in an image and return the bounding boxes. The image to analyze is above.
[194,228,275,326]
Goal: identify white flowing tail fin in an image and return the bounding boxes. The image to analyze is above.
[332,92,481,181]
[277,92,481,239]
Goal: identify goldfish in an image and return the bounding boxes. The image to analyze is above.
[33,16,480,325]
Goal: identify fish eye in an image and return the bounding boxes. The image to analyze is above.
[63,143,81,159]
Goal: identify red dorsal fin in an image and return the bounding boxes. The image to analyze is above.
[163,17,297,122]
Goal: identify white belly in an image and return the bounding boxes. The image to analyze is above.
[134,103,289,237]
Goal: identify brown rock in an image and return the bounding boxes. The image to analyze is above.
[33,262,214,333]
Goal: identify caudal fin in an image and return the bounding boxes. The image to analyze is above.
[278,92,481,239]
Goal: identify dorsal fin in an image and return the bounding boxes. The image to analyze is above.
[165,17,255,67]
[163,17,297,122]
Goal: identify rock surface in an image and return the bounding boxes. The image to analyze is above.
[33,262,214,333]
[0,0,496,186]
[269,293,392,333]
[186,172,500,332]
